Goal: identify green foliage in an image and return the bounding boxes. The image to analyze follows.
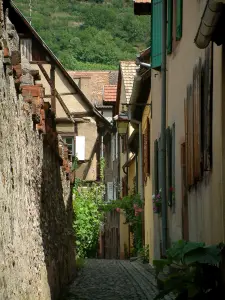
[102,193,143,256]
[138,244,149,264]
[76,257,86,271]
[15,0,150,70]
[153,240,224,300]
[72,157,105,258]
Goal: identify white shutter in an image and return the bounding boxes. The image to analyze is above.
[76,136,85,160]
[20,39,32,61]
[107,182,113,202]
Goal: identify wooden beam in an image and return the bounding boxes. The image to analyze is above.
[44,92,78,98]
[30,61,50,64]
[37,62,74,123]
[50,64,56,113]
[71,111,94,117]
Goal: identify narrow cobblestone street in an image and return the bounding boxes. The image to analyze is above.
[62,259,172,300]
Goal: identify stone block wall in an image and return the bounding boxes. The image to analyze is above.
[0,2,75,300]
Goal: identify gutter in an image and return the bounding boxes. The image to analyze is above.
[194,0,224,49]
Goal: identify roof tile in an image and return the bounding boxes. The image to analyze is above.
[120,61,137,103]
[103,85,117,102]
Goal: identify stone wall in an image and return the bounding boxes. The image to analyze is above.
[0,2,75,300]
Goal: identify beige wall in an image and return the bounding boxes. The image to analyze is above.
[31,63,100,181]
[32,64,90,117]
[119,78,129,259]
[151,0,225,259]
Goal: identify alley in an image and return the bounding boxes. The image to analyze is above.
[62,259,172,300]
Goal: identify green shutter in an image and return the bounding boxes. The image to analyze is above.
[151,0,162,69]
[167,0,173,54]
[176,0,183,40]
[154,140,159,194]
[158,137,161,190]
[172,123,175,211]
[166,127,172,206]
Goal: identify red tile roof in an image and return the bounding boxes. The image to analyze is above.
[103,85,117,102]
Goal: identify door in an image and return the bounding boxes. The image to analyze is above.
[181,142,189,240]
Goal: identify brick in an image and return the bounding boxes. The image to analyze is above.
[4,47,9,58]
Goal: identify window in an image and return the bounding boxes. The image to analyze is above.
[151,0,183,66]
[167,0,173,54]
[166,124,175,207]
[122,133,128,153]
[176,0,183,41]
[107,182,114,202]
[20,38,32,61]
[62,136,75,156]
[184,46,213,187]
[151,0,163,68]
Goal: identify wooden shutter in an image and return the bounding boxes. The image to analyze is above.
[193,60,202,180]
[184,97,188,184]
[167,0,173,54]
[186,85,194,187]
[166,127,172,206]
[176,0,183,40]
[151,0,162,69]
[202,46,213,171]
[154,140,159,194]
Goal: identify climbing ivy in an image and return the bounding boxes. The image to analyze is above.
[101,192,144,255]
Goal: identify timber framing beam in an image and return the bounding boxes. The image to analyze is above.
[37,62,74,123]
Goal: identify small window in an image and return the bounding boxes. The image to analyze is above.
[20,38,32,61]
[62,136,75,156]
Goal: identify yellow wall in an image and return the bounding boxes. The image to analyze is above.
[151,0,225,259]
[141,95,153,263]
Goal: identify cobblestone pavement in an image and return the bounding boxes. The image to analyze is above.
[62,259,173,300]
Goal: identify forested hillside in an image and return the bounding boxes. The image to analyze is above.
[14,0,150,70]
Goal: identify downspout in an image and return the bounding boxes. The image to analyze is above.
[161,0,168,256]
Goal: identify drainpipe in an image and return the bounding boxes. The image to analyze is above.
[161,0,168,256]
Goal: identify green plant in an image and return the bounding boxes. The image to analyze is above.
[153,240,224,300]
[138,244,149,264]
[76,257,86,271]
[73,158,105,258]
[101,193,144,256]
